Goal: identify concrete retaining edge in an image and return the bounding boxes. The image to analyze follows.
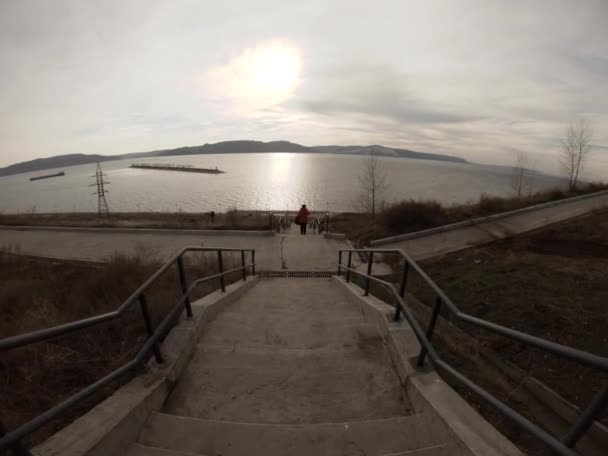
[0,225,274,236]
[333,276,523,456]
[33,277,259,456]
[323,232,347,240]
[370,189,608,246]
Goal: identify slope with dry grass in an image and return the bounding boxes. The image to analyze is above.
[331,183,608,244]
[403,210,608,454]
[0,245,243,448]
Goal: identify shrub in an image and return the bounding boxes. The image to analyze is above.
[380,199,448,233]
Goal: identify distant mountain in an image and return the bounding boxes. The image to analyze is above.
[0,140,466,177]
[155,140,311,156]
[311,145,466,162]
[0,153,114,177]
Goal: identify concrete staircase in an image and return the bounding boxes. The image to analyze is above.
[126,278,463,456]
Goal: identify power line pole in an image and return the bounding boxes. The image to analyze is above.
[90,162,110,216]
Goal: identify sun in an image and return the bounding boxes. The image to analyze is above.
[204,41,302,110]
[251,43,301,96]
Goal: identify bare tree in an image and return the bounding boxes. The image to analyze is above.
[561,119,593,190]
[511,151,532,198]
[355,149,388,218]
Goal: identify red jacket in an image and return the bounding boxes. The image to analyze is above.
[296,207,310,224]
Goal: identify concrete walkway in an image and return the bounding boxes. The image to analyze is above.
[0,229,348,271]
[372,190,608,260]
[127,278,458,456]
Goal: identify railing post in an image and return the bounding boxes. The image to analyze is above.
[417,295,442,367]
[176,256,192,317]
[338,251,342,276]
[346,252,352,282]
[251,250,256,275]
[241,250,247,281]
[139,294,163,363]
[562,385,608,448]
[1,421,32,456]
[217,250,225,292]
[395,260,409,321]
[365,252,374,296]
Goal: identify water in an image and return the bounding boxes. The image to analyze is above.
[0,153,566,214]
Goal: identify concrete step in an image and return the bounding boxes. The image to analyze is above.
[163,342,410,423]
[127,443,202,456]
[138,413,452,456]
[163,363,410,422]
[201,317,379,350]
[382,444,454,455]
[188,343,394,369]
[222,278,364,316]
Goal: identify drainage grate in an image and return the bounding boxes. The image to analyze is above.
[258,270,337,278]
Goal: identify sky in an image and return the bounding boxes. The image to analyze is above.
[1,0,608,177]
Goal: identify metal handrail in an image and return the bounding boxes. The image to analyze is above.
[270,212,329,234]
[270,213,291,233]
[321,212,329,233]
[306,213,329,234]
[0,246,256,453]
[338,248,608,456]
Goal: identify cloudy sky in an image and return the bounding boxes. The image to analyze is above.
[1,0,607,176]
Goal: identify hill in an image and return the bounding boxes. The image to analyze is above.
[0,140,466,177]
[312,145,466,162]
[0,154,114,177]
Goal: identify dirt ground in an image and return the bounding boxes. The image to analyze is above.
[406,209,608,453]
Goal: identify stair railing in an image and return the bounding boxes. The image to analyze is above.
[0,246,256,454]
[338,248,608,456]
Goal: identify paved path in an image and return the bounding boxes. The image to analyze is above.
[5,192,605,271]
[0,228,347,271]
[372,190,608,260]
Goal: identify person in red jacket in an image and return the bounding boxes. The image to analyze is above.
[295,204,310,235]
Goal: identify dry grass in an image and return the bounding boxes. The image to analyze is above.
[402,211,608,454]
[354,210,608,454]
[407,211,608,406]
[0,210,271,231]
[331,183,608,244]
[0,245,245,449]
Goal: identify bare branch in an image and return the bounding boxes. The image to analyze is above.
[354,149,388,218]
[560,118,593,190]
[511,151,535,198]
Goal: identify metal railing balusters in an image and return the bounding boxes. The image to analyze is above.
[176,257,192,317]
[337,248,608,455]
[562,384,608,448]
[0,246,256,452]
[0,422,31,456]
[417,295,442,367]
[139,294,163,363]
[346,252,352,283]
[217,250,225,292]
[337,251,342,276]
[364,252,373,296]
[395,260,409,321]
[241,251,247,281]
